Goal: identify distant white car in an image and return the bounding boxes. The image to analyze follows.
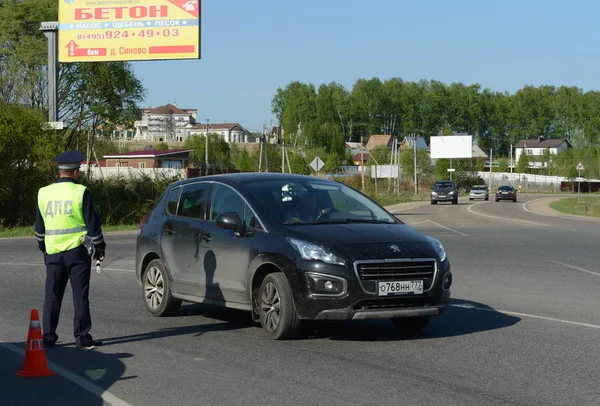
[469,185,489,201]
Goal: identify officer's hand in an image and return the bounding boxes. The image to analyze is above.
[94,251,105,262]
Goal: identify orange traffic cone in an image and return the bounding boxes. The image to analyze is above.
[15,309,56,378]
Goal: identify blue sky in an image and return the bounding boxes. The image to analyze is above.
[131,0,599,132]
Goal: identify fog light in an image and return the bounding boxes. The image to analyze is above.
[443,272,452,291]
[306,272,347,296]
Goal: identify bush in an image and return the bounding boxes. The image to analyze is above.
[80,172,180,226]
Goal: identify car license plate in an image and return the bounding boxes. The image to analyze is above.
[502,192,508,194]
[438,195,445,198]
[378,280,423,296]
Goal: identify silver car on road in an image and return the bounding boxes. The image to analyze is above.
[469,185,489,201]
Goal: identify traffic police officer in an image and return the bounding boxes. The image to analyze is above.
[35,150,106,350]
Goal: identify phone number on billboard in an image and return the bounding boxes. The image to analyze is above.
[76,29,180,40]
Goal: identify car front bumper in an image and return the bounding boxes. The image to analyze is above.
[431,194,456,202]
[469,193,488,199]
[289,259,452,321]
[496,194,516,200]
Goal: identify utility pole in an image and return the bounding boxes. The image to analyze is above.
[281,140,285,173]
[413,134,418,195]
[360,136,365,192]
[205,119,210,175]
[489,148,493,190]
[40,22,58,123]
[510,143,513,186]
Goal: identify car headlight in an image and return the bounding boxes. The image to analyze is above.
[426,236,446,262]
[448,191,454,195]
[288,238,345,266]
[431,191,438,195]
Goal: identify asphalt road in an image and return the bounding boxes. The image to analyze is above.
[1,194,599,406]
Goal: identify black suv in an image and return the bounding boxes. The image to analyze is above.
[136,173,452,339]
[431,180,458,204]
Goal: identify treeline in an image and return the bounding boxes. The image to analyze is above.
[271,78,600,157]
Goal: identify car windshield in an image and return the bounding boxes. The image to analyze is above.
[498,186,513,191]
[434,182,453,189]
[243,179,397,225]
[471,186,486,191]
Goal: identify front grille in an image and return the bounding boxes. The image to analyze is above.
[354,259,437,294]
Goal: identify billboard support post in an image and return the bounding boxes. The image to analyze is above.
[40,22,59,122]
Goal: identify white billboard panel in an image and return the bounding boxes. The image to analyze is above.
[430,135,473,159]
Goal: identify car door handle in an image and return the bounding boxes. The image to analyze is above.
[197,230,212,242]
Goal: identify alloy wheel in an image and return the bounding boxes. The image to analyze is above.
[260,282,281,332]
[145,266,164,310]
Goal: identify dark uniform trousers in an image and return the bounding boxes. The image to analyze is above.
[43,245,94,346]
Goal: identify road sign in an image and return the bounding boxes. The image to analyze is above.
[576,162,584,171]
[58,0,201,63]
[447,168,456,172]
[43,121,64,130]
[309,156,325,173]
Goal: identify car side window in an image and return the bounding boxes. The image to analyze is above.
[245,204,262,230]
[166,187,181,215]
[178,182,210,219]
[210,184,246,225]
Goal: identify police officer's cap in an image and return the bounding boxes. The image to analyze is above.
[53,150,85,170]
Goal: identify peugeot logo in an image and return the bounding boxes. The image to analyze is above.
[390,245,401,253]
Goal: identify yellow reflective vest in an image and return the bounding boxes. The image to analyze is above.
[38,182,88,255]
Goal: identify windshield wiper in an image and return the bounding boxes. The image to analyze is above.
[313,218,393,224]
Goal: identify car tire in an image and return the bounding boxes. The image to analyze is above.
[390,316,430,334]
[469,198,473,201]
[258,273,302,340]
[485,197,489,201]
[431,200,437,205]
[142,259,182,317]
[495,198,499,202]
[513,199,517,202]
[452,198,458,205]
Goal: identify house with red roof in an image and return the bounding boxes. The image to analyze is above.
[103,149,192,169]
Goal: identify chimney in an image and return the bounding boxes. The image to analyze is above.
[538,136,544,143]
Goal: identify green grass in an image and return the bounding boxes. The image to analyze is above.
[0,224,138,239]
[549,196,600,218]
[373,193,427,207]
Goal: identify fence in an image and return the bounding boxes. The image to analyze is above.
[80,165,185,180]
[476,171,600,192]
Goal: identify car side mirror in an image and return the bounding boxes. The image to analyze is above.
[216,212,244,237]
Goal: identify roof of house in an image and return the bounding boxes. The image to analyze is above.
[401,136,429,150]
[515,137,570,149]
[365,135,393,150]
[472,144,488,158]
[103,149,192,159]
[82,160,107,167]
[192,123,246,132]
[144,104,196,115]
[345,142,363,149]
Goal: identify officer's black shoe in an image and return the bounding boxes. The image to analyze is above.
[76,340,103,351]
[43,340,56,348]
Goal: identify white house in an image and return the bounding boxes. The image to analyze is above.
[514,137,571,168]
[134,104,197,142]
[188,122,253,143]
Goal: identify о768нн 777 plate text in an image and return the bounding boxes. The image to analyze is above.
[378,280,424,296]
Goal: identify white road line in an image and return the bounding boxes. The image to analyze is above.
[450,304,600,330]
[549,260,600,277]
[0,262,135,273]
[426,220,469,236]
[523,198,600,221]
[0,340,132,406]
[466,201,550,226]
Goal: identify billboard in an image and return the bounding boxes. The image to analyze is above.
[58,0,201,62]
[429,135,473,159]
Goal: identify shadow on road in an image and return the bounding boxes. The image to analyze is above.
[301,298,521,342]
[95,304,253,346]
[1,344,131,406]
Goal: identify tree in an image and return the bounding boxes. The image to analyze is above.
[184,133,232,174]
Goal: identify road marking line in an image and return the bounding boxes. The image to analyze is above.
[450,304,600,330]
[407,220,429,226]
[426,220,469,236]
[0,340,132,406]
[523,198,600,221]
[467,201,549,226]
[0,262,134,273]
[549,260,600,277]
